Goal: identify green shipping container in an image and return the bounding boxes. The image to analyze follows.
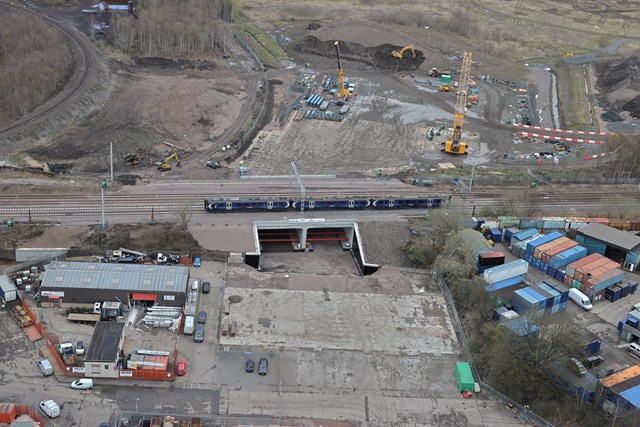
[572,279,581,289]
[454,362,474,393]
[440,75,451,83]
[498,216,520,229]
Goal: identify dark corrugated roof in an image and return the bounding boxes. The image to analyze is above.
[41,261,189,293]
[85,321,125,362]
[577,222,640,251]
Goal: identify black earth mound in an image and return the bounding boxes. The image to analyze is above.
[594,56,640,119]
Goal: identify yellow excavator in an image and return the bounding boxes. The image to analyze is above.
[392,45,416,60]
[334,41,350,99]
[157,152,181,171]
[443,52,472,155]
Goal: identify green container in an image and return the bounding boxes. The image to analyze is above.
[572,279,581,289]
[440,75,451,83]
[454,362,474,392]
[498,216,520,229]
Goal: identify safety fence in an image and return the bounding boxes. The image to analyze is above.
[14,404,43,427]
[20,297,45,336]
[44,335,84,377]
[435,272,555,427]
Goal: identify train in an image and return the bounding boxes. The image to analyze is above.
[203,197,445,212]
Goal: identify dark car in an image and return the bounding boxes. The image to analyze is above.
[584,355,604,369]
[245,359,255,373]
[194,324,204,343]
[258,358,268,376]
[597,367,615,379]
[198,311,207,324]
[202,282,210,294]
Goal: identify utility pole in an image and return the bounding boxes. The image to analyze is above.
[290,161,305,218]
[101,181,107,230]
[110,142,114,182]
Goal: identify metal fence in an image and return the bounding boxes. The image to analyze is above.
[435,272,555,427]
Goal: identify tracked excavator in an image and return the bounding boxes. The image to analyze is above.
[442,52,472,155]
[157,152,182,171]
[392,45,416,60]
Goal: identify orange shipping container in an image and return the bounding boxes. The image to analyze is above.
[574,257,610,282]
[588,218,610,226]
[534,237,570,260]
[541,240,578,263]
[601,366,640,389]
[566,253,603,278]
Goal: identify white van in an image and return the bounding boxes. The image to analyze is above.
[628,343,640,357]
[71,378,93,390]
[184,315,195,335]
[39,400,60,418]
[38,359,53,377]
[191,278,200,291]
[568,288,593,310]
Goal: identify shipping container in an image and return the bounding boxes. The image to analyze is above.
[484,260,529,284]
[573,256,611,283]
[585,340,602,355]
[543,240,579,263]
[631,220,640,231]
[493,306,508,321]
[554,269,565,283]
[0,275,18,302]
[486,282,528,307]
[519,218,544,230]
[525,232,564,258]
[564,217,589,230]
[484,275,523,292]
[498,216,520,229]
[549,245,588,269]
[513,288,545,315]
[478,252,505,267]
[605,285,622,302]
[454,362,474,393]
[617,281,632,298]
[480,218,500,229]
[542,217,567,230]
[535,236,570,260]
[587,269,625,294]
[511,228,539,243]
[500,310,520,321]
[609,219,632,231]
[503,227,520,245]
[565,253,602,278]
[587,218,610,226]
[489,229,502,243]
[501,317,539,337]
[547,265,557,278]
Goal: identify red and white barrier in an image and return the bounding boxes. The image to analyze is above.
[515,124,612,136]
[515,131,603,144]
[583,153,609,161]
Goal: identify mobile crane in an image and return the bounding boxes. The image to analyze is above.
[157,152,181,171]
[334,41,349,99]
[443,52,472,155]
[392,45,416,60]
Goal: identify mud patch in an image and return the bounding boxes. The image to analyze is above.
[594,57,640,119]
[132,57,216,73]
[292,36,425,72]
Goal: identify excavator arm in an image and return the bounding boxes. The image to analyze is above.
[157,152,181,171]
[443,52,472,155]
[392,45,416,59]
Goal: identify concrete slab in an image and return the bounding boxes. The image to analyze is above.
[220,288,458,355]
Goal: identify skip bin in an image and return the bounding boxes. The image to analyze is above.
[454,362,474,393]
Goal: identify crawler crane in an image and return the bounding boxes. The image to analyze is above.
[334,41,350,99]
[443,52,472,155]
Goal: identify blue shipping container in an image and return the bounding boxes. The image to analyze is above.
[523,287,549,309]
[525,231,564,257]
[592,271,626,294]
[549,245,588,269]
[519,218,543,230]
[490,229,502,243]
[555,270,565,283]
[537,261,549,275]
[484,275,523,292]
[547,266,557,278]
[512,228,538,243]
[504,227,520,245]
[575,235,607,256]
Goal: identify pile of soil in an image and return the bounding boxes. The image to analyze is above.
[594,56,640,119]
[82,224,202,254]
[292,36,425,72]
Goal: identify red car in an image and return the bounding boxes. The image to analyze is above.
[176,360,187,376]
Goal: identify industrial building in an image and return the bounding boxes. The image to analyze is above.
[40,261,189,306]
[597,365,640,415]
[84,321,125,378]
[576,223,640,272]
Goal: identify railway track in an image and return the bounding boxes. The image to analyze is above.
[0,0,97,139]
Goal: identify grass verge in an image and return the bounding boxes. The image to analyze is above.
[235,14,287,68]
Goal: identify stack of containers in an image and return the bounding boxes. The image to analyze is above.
[524,231,564,264]
[587,218,610,226]
[542,239,579,278]
[492,306,520,322]
[532,236,570,273]
[503,227,521,245]
[564,253,625,301]
[489,229,502,243]
[501,317,538,337]
[478,251,505,274]
[512,286,547,317]
[619,310,640,341]
[564,253,602,287]
[605,285,623,302]
[484,259,529,284]
[511,228,538,245]
[534,281,567,314]
[547,244,588,282]
[511,230,542,258]
[483,276,526,307]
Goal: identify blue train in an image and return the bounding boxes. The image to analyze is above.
[204,197,444,212]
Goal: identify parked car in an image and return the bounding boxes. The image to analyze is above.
[202,281,210,294]
[76,340,85,356]
[628,342,640,357]
[198,311,207,324]
[583,355,604,369]
[39,400,60,418]
[245,359,255,373]
[176,359,187,376]
[597,367,615,379]
[71,378,93,390]
[194,324,205,343]
[193,257,201,267]
[258,358,268,376]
